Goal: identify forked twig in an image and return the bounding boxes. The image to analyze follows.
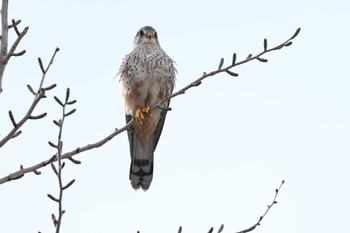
[45,88,77,233]
[0,48,59,148]
[0,0,29,93]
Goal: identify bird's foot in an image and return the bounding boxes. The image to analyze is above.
[135,107,152,124]
[142,107,152,117]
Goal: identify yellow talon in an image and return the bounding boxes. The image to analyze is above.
[135,108,144,124]
[142,107,152,117]
[135,107,152,124]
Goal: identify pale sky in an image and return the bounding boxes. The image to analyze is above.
[1,0,349,233]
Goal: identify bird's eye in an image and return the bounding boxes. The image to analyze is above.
[138,31,144,37]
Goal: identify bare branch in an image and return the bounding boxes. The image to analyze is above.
[0,0,9,94]
[185,181,284,233]
[151,27,301,110]
[0,90,46,147]
[0,0,9,57]
[37,47,60,92]
[235,180,285,233]
[0,7,25,92]
[0,122,133,184]
[0,48,59,148]
[0,28,300,184]
[47,88,78,233]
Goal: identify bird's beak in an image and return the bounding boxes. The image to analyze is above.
[145,31,155,39]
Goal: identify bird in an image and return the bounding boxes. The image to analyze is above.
[117,26,176,190]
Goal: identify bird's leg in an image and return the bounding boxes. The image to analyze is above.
[135,107,152,124]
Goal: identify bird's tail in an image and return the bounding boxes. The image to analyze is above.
[129,135,154,191]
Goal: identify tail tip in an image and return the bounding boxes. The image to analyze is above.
[130,177,152,191]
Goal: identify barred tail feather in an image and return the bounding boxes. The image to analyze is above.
[129,133,154,190]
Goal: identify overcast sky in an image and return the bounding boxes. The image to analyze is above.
[1,0,349,233]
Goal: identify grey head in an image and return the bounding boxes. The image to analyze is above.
[133,26,160,47]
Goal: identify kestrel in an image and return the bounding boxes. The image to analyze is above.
[118,26,176,190]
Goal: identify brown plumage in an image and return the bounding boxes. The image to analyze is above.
[118,26,176,190]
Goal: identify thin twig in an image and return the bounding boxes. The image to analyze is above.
[236,180,285,233]
[0,28,300,184]
[38,47,60,93]
[8,19,21,29]
[185,181,285,233]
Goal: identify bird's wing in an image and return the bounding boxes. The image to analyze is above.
[152,99,171,150]
[125,114,134,157]
[152,57,176,150]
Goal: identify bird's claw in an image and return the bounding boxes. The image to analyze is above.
[135,107,152,124]
[142,107,152,117]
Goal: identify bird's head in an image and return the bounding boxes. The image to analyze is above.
[134,26,160,46]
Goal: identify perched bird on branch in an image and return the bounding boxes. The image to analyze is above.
[118,26,176,190]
